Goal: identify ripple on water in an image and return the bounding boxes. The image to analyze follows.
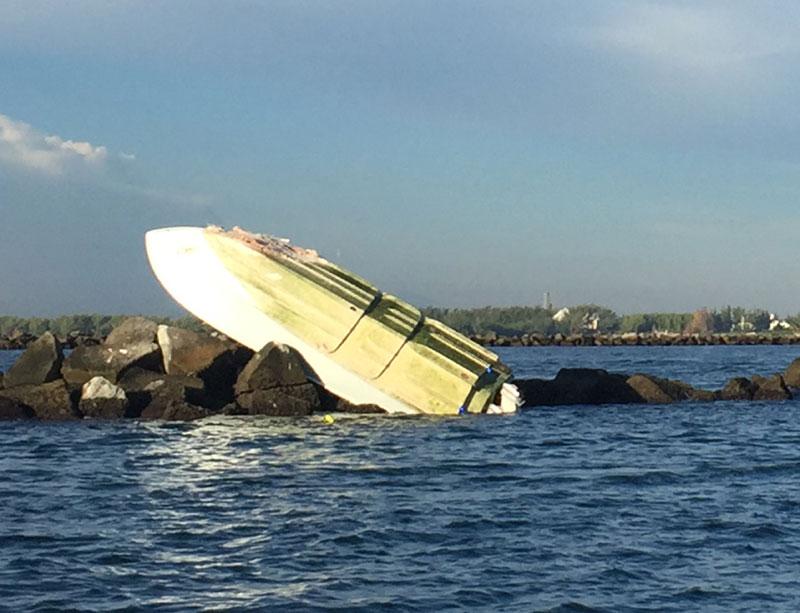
[2,348,800,610]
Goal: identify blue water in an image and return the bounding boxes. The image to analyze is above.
[2,346,800,611]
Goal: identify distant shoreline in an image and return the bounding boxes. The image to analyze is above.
[472,332,800,347]
[3,331,800,350]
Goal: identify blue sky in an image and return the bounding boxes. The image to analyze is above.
[1,1,799,316]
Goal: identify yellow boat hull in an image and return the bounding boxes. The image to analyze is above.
[145,226,515,415]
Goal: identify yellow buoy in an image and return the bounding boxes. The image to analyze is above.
[322,414,335,425]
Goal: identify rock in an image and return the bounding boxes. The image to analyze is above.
[625,374,675,404]
[784,358,800,388]
[0,396,35,420]
[752,374,792,401]
[316,386,386,414]
[157,325,228,375]
[626,374,703,404]
[157,325,251,404]
[104,317,159,346]
[61,342,162,387]
[144,400,209,421]
[79,376,129,419]
[720,377,757,401]
[513,378,550,407]
[3,332,63,388]
[234,342,308,394]
[689,388,719,402]
[516,369,642,407]
[236,384,320,416]
[132,374,208,419]
[0,380,79,421]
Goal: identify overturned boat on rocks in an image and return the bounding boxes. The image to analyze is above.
[145,226,520,415]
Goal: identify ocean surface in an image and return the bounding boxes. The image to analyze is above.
[2,345,800,612]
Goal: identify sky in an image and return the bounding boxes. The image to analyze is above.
[1,0,800,316]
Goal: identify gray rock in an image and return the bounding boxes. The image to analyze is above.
[158,325,251,404]
[784,358,800,388]
[137,375,209,419]
[720,377,756,401]
[143,400,209,421]
[517,368,642,407]
[316,385,386,414]
[104,317,159,346]
[0,396,35,420]
[79,376,129,419]
[0,380,79,421]
[626,374,706,404]
[752,374,793,401]
[235,342,308,394]
[157,325,229,375]
[236,383,320,416]
[61,342,161,387]
[3,332,63,388]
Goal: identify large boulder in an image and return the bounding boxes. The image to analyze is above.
[61,342,162,387]
[3,332,63,388]
[752,374,793,401]
[316,386,387,414]
[134,375,209,419]
[104,317,159,346]
[625,374,675,404]
[784,358,800,388]
[0,380,79,420]
[625,374,712,403]
[159,402,210,421]
[0,396,35,420]
[233,343,319,416]
[720,377,757,401]
[236,385,319,416]
[234,343,309,394]
[79,376,129,419]
[157,325,252,403]
[517,368,642,407]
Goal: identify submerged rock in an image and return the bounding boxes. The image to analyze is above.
[3,332,63,388]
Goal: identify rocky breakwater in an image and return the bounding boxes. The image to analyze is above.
[515,362,800,408]
[0,317,385,421]
[473,332,800,347]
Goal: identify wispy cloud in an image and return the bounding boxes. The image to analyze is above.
[0,112,127,174]
[582,3,797,73]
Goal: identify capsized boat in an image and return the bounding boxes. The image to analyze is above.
[145,226,520,415]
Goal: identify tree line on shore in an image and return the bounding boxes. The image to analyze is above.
[1,306,798,340]
[422,305,800,336]
[0,314,207,338]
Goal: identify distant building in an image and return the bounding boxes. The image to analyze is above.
[543,291,552,310]
[769,313,793,331]
[553,307,570,323]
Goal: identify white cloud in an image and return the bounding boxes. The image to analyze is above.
[0,113,114,174]
[583,3,797,72]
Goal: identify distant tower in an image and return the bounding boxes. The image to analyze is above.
[543,291,552,310]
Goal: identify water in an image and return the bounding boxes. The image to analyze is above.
[2,346,800,611]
